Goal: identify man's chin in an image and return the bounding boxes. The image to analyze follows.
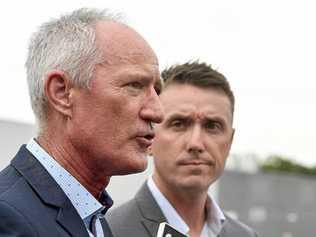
[178,177,212,192]
[116,156,148,175]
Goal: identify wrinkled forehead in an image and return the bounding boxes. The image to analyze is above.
[95,21,158,66]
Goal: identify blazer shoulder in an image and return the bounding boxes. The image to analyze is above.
[107,182,163,223]
[0,165,23,197]
[107,198,139,224]
[0,199,38,236]
[0,145,31,196]
[107,198,148,237]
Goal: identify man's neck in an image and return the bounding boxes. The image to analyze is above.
[170,191,207,237]
[37,133,110,199]
[153,178,208,237]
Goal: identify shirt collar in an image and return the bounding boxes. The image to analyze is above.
[26,138,113,221]
[147,177,189,235]
[204,194,226,236]
[147,176,226,237]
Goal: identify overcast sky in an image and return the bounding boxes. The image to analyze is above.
[1,0,315,165]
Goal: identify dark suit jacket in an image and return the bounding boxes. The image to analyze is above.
[0,145,111,237]
[107,183,258,237]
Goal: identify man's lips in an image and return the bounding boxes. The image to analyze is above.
[178,159,214,166]
[135,131,155,148]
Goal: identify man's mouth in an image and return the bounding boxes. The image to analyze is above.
[178,158,214,166]
[135,132,155,148]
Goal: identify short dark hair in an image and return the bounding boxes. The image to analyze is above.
[161,60,235,115]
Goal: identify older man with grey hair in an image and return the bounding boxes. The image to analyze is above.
[0,8,163,237]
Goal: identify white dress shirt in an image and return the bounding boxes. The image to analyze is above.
[147,177,226,237]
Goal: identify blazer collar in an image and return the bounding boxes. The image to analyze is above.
[135,182,167,237]
[11,145,89,237]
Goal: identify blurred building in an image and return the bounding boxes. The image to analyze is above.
[218,170,316,237]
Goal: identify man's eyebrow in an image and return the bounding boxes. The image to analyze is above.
[118,72,153,84]
[203,115,230,126]
[165,113,191,121]
[203,115,224,121]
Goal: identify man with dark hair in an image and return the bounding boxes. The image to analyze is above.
[0,8,163,236]
[107,61,257,237]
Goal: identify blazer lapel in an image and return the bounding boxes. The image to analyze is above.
[56,200,88,237]
[11,145,89,237]
[100,217,114,237]
[141,220,161,237]
[135,183,167,237]
[218,225,230,237]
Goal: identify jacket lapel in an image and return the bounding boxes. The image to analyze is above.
[135,183,167,237]
[56,200,88,237]
[11,145,89,237]
[100,217,114,237]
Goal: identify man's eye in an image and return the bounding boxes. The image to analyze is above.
[127,82,143,90]
[171,120,183,127]
[169,119,187,130]
[205,121,221,131]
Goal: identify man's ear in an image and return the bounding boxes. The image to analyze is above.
[44,70,73,118]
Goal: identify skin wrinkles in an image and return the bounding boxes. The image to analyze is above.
[68,43,162,173]
[95,63,162,96]
[41,20,163,198]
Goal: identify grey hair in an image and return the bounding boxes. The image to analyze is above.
[25,8,124,130]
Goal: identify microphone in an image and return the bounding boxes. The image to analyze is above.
[156,222,188,237]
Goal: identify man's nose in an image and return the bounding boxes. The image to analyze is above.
[139,88,164,124]
[186,125,205,154]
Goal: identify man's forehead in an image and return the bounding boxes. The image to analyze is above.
[163,104,233,126]
[98,60,160,80]
[95,21,158,66]
[100,55,159,69]
[160,84,233,122]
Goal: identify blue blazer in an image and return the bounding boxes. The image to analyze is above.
[0,145,112,237]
